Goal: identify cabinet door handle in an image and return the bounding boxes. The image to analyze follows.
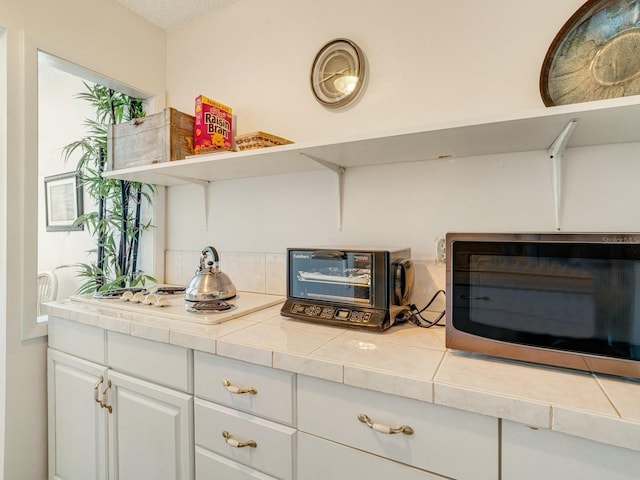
[222,380,257,395]
[101,380,113,414]
[222,431,257,448]
[358,413,414,435]
[93,375,104,405]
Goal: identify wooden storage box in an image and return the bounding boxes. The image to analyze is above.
[107,107,194,170]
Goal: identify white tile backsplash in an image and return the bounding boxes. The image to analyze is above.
[165,250,438,298]
[165,250,286,294]
[181,250,202,285]
[222,252,266,293]
[266,253,286,295]
[410,260,446,307]
[164,251,183,285]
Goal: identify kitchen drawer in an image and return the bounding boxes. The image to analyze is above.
[195,398,296,480]
[297,375,498,480]
[196,446,277,479]
[299,432,445,480]
[48,317,106,364]
[107,331,193,393]
[194,351,295,425]
[502,420,640,480]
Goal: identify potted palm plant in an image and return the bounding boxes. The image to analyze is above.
[62,82,155,293]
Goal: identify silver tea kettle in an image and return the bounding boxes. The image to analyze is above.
[185,246,237,302]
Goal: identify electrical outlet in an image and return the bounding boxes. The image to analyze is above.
[435,237,446,264]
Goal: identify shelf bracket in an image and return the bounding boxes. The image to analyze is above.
[155,173,212,230]
[300,153,345,230]
[548,119,579,231]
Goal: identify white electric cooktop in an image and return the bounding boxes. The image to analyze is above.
[71,290,284,325]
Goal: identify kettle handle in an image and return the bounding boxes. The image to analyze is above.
[200,246,220,273]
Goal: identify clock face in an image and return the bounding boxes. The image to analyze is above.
[311,39,365,108]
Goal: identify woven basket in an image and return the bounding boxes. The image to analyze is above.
[235,131,293,151]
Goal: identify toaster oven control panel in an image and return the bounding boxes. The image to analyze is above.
[281,300,389,330]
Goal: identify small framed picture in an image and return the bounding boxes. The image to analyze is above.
[44,171,84,232]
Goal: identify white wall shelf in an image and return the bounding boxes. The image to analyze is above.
[102,96,640,230]
[103,96,640,187]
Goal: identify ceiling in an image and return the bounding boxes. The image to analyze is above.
[114,0,242,30]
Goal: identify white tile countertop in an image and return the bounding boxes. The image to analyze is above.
[43,298,640,453]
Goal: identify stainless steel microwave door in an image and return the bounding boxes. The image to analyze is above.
[466,254,597,337]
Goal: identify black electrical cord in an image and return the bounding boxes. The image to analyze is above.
[406,289,446,328]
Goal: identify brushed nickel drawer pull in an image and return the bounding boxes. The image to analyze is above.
[93,375,104,405]
[222,431,257,448]
[222,380,257,395]
[358,413,414,435]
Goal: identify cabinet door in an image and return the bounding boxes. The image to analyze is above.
[298,432,445,480]
[502,420,640,480]
[48,349,108,480]
[107,370,194,480]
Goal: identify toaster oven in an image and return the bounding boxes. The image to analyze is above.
[280,247,413,330]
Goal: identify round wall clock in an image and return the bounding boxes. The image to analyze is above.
[310,38,366,109]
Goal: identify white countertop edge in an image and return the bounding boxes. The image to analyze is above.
[43,300,99,325]
[552,406,640,452]
[273,351,344,383]
[215,340,274,368]
[343,365,434,403]
[434,382,552,429]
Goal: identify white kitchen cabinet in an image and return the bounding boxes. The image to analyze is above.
[47,317,194,480]
[297,375,499,480]
[49,308,640,480]
[195,447,277,479]
[48,316,106,364]
[48,349,109,480]
[107,370,193,480]
[501,420,640,480]
[195,399,296,479]
[108,330,194,392]
[298,432,445,480]
[193,352,296,479]
[194,351,295,425]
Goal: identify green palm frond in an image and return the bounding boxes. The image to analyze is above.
[63,82,156,293]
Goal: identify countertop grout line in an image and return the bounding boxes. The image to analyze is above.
[592,374,623,419]
[431,349,448,403]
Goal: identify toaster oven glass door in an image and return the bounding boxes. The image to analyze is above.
[451,241,640,361]
[289,250,373,306]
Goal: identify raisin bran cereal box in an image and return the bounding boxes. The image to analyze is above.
[194,95,234,154]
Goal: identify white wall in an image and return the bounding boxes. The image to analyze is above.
[0,1,166,478]
[166,0,584,139]
[0,27,7,480]
[163,0,640,293]
[38,63,96,300]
